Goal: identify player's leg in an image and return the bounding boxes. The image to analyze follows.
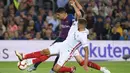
[15,43,60,61]
[53,48,76,73]
[16,43,62,71]
[15,48,51,69]
[50,37,65,73]
[28,38,65,72]
[74,54,101,70]
[53,64,62,72]
[49,54,60,73]
[27,51,74,73]
[28,37,64,72]
[74,52,111,73]
[27,55,50,72]
[30,40,61,72]
[53,64,76,73]
[50,54,76,73]
[53,55,60,67]
[15,49,49,61]
[33,62,42,70]
[53,58,75,73]
[23,51,50,60]
[27,55,59,72]
[51,37,66,68]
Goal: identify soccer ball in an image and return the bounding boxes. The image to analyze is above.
[17,60,27,70]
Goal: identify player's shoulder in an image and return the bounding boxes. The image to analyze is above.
[76,29,89,37]
[85,29,89,34]
[80,29,89,34]
[68,14,75,19]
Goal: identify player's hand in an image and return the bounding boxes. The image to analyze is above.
[69,0,75,6]
[83,65,89,72]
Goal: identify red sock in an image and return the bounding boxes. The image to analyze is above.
[79,60,84,66]
[80,60,101,70]
[23,51,42,59]
[32,55,49,64]
[88,61,101,70]
[59,66,72,72]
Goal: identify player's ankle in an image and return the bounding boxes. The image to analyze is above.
[70,66,76,73]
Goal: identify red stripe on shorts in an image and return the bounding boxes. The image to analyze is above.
[63,42,82,66]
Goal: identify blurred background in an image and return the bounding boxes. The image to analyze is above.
[0,0,130,73]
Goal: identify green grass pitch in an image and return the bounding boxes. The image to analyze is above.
[0,61,130,73]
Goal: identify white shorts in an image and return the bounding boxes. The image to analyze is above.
[48,42,71,66]
[48,43,61,55]
[48,43,81,66]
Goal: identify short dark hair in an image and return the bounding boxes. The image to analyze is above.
[78,18,87,26]
[56,8,66,13]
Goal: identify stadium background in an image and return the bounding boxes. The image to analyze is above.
[0,0,130,73]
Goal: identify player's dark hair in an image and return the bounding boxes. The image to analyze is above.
[78,18,87,27]
[56,8,66,13]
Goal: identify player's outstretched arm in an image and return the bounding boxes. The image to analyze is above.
[74,0,85,17]
[74,0,83,10]
[69,0,81,19]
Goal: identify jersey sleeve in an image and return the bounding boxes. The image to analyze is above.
[79,33,89,48]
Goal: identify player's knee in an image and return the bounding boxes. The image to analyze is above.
[53,65,61,72]
[53,66,59,72]
[40,49,50,55]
